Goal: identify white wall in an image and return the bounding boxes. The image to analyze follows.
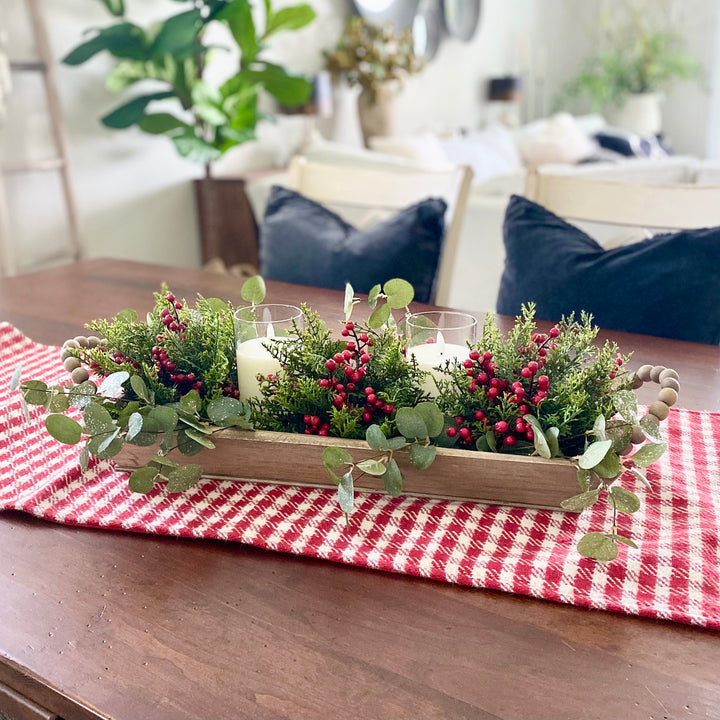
[1,0,717,275]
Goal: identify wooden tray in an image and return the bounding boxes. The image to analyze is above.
[115,429,581,512]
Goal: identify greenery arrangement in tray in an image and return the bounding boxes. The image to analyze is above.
[11,278,670,562]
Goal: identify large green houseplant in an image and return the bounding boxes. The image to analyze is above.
[556,7,701,136]
[63,0,316,270]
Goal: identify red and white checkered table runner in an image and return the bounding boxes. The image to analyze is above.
[1,322,718,628]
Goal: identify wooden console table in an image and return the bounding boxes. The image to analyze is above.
[0,259,718,720]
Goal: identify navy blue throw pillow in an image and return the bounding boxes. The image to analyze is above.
[497,195,720,344]
[259,186,447,303]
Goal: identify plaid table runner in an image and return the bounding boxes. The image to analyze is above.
[1,322,718,628]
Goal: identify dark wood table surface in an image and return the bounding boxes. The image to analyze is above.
[0,259,718,720]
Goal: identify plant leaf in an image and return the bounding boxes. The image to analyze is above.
[128,465,159,494]
[383,278,414,309]
[578,439,613,469]
[593,450,621,479]
[177,428,204,456]
[630,466,652,490]
[356,458,385,476]
[179,389,201,414]
[343,282,355,322]
[609,486,641,513]
[138,112,190,135]
[337,470,354,514]
[640,415,663,442]
[365,425,389,451]
[10,363,22,391]
[386,436,407,451]
[126,412,143,441]
[546,426,560,458]
[607,533,638,549]
[184,428,215,449]
[560,489,600,512]
[130,375,150,403]
[395,407,428,440]
[613,389,638,424]
[322,445,352,469]
[166,464,203,493]
[45,414,82,445]
[98,371,129,397]
[606,419,633,453]
[98,427,121,454]
[21,380,49,406]
[265,4,316,36]
[577,532,619,561]
[101,91,175,129]
[382,458,403,497]
[240,275,266,304]
[207,397,244,424]
[631,442,667,468]
[592,414,606,441]
[409,444,436,470]
[577,466,592,491]
[79,443,90,473]
[413,402,444,438]
[367,284,381,309]
[368,302,391,329]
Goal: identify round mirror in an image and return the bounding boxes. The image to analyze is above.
[442,0,481,42]
[412,0,443,61]
[353,0,420,30]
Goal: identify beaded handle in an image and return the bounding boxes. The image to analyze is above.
[628,364,680,444]
[61,335,105,385]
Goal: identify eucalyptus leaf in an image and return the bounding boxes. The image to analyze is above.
[207,397,243,424]
[613,389,638,423]
[630,467,652,490]
[578,439,613,469]
[98,427,121,454]
[79,443,90,473]
[593,450,621,479]
[240,275,266,304]
[45,414,82,445]
[126,412,143,441]
[577,466,592,491]
[177,411,212,434]
[68,381,97,409]
[179,389,201,415]
[609,486,641,513]
[130,375,150,403]
[9,363,22,391]
[640,415,663,442]
[577,532,619,561]
[184,428,216,449]
[48,387,70,413]
[485,430,497,452]
[607,533,639,549]
[546,426,560,458]
[166,464,203,493]
[21,380,49,406]
[606,420,633,453]
[524,416,551,459]
[357,458,386,476]
[98,371,129,397]
[409,444,436,470]
[149,455,179,469]
[84,402,113,434]
[343,282,355,321]
[177,428,204,456]
[476,435,490,452]
[337,470,354,514]
[560,489,600,512]
[395,407,428,440]
[20,396,30,423]
[382,458,403,497]
[368,284,381,309]
[631,442,667,468]
[365,425,389,451]
[386,436,407,451]
[413,402,444,438]
[113,308,137,323]
[204,298,229,314]
[322,446,352,469]
[368,303,391,329]
[592,414,606,441]
[128,466,159,494]
[383,278,414,309]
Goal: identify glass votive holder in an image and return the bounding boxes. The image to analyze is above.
[234,304,303,401]
[405,311,478,396]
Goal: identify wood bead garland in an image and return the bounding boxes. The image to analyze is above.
[60,335,105,385]
[628,364,679,444]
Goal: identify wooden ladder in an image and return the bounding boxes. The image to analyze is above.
[0,0,82,276]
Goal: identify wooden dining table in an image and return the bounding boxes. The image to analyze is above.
[0,259,718,720]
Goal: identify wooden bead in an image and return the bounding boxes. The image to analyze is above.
[658,368,679,383]
[63,339,79,349]
[657,387,678,407]
[630,374,643,390]
[649,365,665,383]
[649,400,669,420]
[631,425,646,444]
[63,357,81,373]
[636,364,653,382]
[71,367,89,384]
[660,377,681,392]
[60,347,73,361]
[619,443,633,456]
[73,335,90,348]
[644,413,661,427]
[88,336,102,348]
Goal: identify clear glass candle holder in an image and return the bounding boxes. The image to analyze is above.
[405,311,478,396]
[234,304,303,401]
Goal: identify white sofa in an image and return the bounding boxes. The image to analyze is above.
[244,135,720,313]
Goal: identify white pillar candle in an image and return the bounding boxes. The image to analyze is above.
[236,333,289,401]
[407,332,469,396]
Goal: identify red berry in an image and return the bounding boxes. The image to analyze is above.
[549,327,560,338]
[346,342,356,350]
[333,395,345,408]
[362,412,372,423]
[347,382,356,392]
[463,359,474,368]
[318,429,329,436]
[359,333,369,343]
[469,350,480,361]
[366,393,377,404]
[311,416,320,426]
[318,378,330,388]
[538,348,547,357]
[174,302,183,310]
[166,294,175,303]
[503,435,516,446]
[528,361,539,373]
[474,410,485,421]
[325,359,336,371]
[364,386,375,396]
[521,367,532,378]
[303,414,311,424]
[608,372,616,379]
[344,366,354,377]
[446,427,458,438]
[345,321,354,331]
[383,404,394,414]
[459,427,472,441]
[526,428,535,441]
[495,420,508,433]
[537,375,550,390]
[341,329,350,337]
[351,372,361,383]
[455,416,464,425]
[360,354,371,364]
[477,372,489,384]
[488,387,499,399]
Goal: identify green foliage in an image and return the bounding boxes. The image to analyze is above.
[63,0,316,166]
[555,8,702,111]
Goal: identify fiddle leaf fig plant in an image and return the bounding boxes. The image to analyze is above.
[63,0,316,170]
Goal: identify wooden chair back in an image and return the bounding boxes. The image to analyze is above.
[525,170,720,229]
[287,156,473,305]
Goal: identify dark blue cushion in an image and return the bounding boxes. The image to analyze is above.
[259,186,447,303]
[497,195,720,344]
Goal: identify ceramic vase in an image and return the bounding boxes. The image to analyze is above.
[357,83,398,147]
[608,92,663,137]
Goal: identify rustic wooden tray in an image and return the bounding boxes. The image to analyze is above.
[115,429,581,512]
